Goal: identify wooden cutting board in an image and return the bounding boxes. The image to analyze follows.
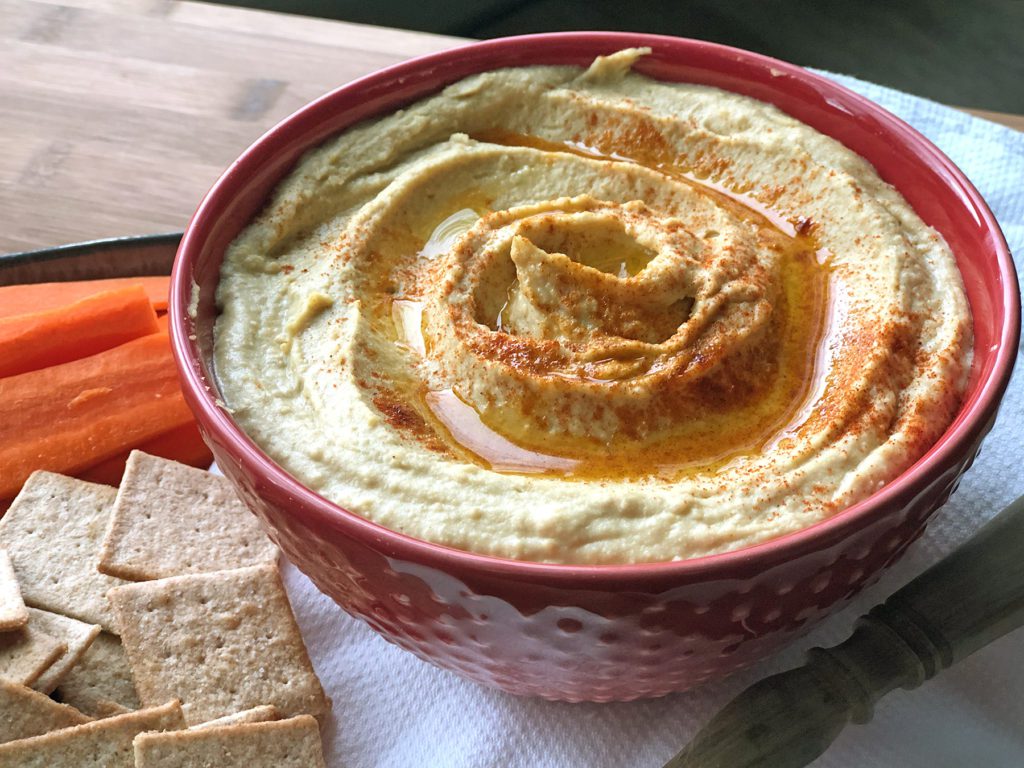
[0,0,462,254]
[2,0,1019,255]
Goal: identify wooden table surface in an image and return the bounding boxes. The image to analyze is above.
[2,0,1022,255]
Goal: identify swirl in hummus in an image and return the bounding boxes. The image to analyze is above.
[214,49,972,564]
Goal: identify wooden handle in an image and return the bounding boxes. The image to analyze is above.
[882,494,1024,668]
[815,493,1024,722]
[666,495,1024,768]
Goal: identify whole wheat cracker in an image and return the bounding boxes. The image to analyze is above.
[28,607,101,695]
[0,679,91,745]
[0,622,66,687]
[0,699,184,767]
[98,452,278,581]
[190,704,281,729]
[54,631,141,718]
[134,714,326,768]
[0,549,28,631]
[0,472,128,631]
[108,563,329,725]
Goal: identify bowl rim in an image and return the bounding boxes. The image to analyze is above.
[172,31,1020,585]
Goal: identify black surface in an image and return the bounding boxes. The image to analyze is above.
[0,233,182,285]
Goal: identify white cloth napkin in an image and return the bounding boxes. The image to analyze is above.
[277,73,1024,767]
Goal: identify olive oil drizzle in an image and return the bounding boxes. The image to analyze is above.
[387,133,834,480]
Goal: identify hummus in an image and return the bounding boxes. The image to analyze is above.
[213,49,972,564]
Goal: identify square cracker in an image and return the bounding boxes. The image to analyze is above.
[28,608,101,695]
[0,622,66,687]
[55,631,141,718]
[0,679,91,745]
[0,472,128,631]
[98,452,278,581]
[0,699,184,767]
[191,704,281,729]
[0,549,28,631]
[108,564,329,725]
[134,714,326,768]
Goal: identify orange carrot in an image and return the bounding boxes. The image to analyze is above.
[0,332,195,499]
[155,313,169,333]
[0,276,170,319]
[78,420,213,487]
[0,286,159,378]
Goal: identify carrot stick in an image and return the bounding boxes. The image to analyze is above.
[0,276,170,319]
[78,420,213,487]
[155,313,169,333]
[0,332,195,499]
[0,286,159,378]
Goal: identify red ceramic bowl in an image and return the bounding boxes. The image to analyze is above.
[170,33,1019,701]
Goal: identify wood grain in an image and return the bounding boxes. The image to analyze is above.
[0,0,462,253]
[963,107,1024,134]
[0,0,1020,254]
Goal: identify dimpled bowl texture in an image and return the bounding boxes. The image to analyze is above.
[170,33,1019,701]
